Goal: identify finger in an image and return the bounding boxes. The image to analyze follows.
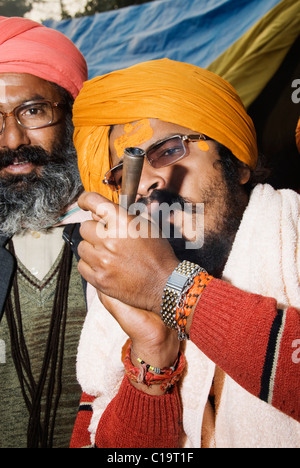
[78,191,109,212]
[91,213,103,223]
[80,219,106,245]
[78,191,117,226]
[78,256,115,295]
[98,293,124,321]
[78,239,102,268]
[77,258,102,291]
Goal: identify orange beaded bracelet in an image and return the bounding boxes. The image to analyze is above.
[175,271,213,339]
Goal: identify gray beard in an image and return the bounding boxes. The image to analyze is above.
[0,149,83,237]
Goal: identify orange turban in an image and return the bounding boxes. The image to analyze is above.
[73,58,258,201]
[0,16,87,99]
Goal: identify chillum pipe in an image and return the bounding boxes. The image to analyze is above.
[119,147,145,210]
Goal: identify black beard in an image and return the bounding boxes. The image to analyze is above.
[167,229,234,279]
[138,184,247,278]
[0,144,62,171]
[0,144,83,236]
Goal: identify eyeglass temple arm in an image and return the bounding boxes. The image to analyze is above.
[186,134,211,141]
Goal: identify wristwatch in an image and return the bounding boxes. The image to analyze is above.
[160,260,206,338]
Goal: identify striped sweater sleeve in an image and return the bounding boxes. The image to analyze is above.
[70,393,95,448]
[190,279,300,423]
[70,279,299,448]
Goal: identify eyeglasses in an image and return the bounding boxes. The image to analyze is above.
[103,133,211,192]
[0,101,61,135]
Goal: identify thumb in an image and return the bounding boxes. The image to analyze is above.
[78,191,112,211]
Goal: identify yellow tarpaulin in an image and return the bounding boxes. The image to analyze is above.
[208,0,300,108]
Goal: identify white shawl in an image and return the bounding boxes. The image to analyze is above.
[76,184,300,448]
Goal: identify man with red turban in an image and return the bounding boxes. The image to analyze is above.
[0,16,88,448]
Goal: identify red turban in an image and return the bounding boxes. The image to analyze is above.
[0,16,87,99]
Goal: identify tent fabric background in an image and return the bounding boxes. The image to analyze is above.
[208,0,300,108]
[45,0,299,190]
[44,0,284,84]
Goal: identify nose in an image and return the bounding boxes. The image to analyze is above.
[136,160,167,200]
[0,115,30,150]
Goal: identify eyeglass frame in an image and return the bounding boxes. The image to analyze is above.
[103,133,211,191]
[0,100,61,135]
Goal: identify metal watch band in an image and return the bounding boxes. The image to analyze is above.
[160,260,205,336]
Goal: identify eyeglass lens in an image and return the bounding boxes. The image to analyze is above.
[0,102,54,131]
[147,136,186,168]
[106,136,186,190]
[106,164,124,191]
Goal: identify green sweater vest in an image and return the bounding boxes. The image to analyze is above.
[0,248,86,448]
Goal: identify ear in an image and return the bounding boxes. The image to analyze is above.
[238,164,251,185]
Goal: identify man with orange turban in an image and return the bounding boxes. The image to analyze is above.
[71,59,299,448]
[0,16,88,448]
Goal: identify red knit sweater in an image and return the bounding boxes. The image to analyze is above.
[70,279,300,448]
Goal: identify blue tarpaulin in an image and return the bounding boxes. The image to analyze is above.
[45,0,283,79]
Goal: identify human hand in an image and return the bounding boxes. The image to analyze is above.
[78,192,179,315]
[99,292,180,395]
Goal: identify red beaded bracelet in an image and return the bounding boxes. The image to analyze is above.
[122,341,186,392]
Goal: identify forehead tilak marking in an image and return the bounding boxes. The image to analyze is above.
[114,119,154,158]
[197,140,209,152]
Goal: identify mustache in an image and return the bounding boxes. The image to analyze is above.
[138,189,188,208]
[137,189,200,216]
[0,146,54,170]
[137,189,203,263]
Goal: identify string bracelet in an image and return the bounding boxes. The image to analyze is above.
[131,346,177,381]
[161,260,213,340]
[123,341,186,392]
